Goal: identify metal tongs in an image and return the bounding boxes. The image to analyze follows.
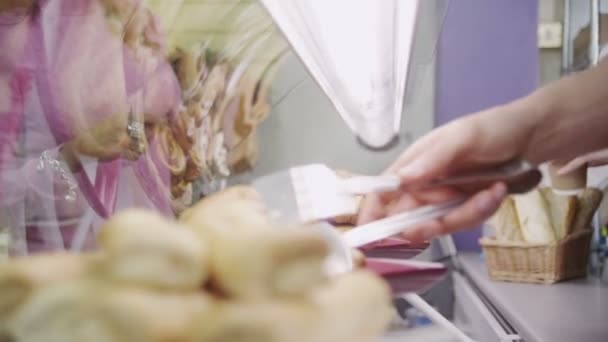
[318,160,542,274]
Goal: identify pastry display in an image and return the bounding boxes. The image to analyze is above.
[487,187,604,243]
[9,282,212,342]
[0,186,394,341]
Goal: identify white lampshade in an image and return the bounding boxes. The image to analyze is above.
[261,0,448,149]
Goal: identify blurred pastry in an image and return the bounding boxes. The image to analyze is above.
[0,253,96,323]
[8,282,211,342]
[311,271,393,342]
[180,187,329,299]
[191,298,320,342]
[97,208,208,291]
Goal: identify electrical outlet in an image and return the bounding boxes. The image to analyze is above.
[538,22,562,49]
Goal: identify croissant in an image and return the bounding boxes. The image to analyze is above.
[171,181,194,215]
[198,63,228,123]
[123,5,147,49]
[172,48,198,94]
[180,187,329,299]
[157,126,187,177]
[171,178,189,199]
[187,101,205,127]
[8,282,211,342]
[169,110,195,152]
[96,209,208,291]
[183,148,204,182]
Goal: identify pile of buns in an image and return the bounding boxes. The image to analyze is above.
[488,187,603,243]
[0,186,393,342]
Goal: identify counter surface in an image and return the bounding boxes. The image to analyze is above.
[459,253,608,342]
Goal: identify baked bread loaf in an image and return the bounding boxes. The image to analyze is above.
[488,197,523,241]
[572,188,603,233]
[540,188,578,240]
[512,189,557,243]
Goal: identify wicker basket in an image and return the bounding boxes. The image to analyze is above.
[479,230,593,284]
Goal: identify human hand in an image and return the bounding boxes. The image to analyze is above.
[358,103,537,241]
[557,148,608,175]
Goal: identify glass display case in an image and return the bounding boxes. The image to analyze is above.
[0,0,289,256]
[0,2,468,341]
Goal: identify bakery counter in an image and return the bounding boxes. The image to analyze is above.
[459,253,608,342]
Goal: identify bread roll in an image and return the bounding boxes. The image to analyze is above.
[0,253,96,323]
[97,209,208,291]
[191,299,320,342]
[513,189,556,243]
[8,282,210,342]
[180,186,272,234]
[201,227,327,299]
[192,271,392,342]
[488,197,523,241]
[180,187,329,299]
[312,270,393,342]
[540,188,578,240]
[572,188,603,233]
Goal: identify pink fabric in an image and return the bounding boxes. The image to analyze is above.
[0,8,34,182]
[0,0,181,254]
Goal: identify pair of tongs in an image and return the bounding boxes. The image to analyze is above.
[340,160,541,247]
[315,160,541,275]
[342,159,541,195]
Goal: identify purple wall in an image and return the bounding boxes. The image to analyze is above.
[436,0,539,251]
